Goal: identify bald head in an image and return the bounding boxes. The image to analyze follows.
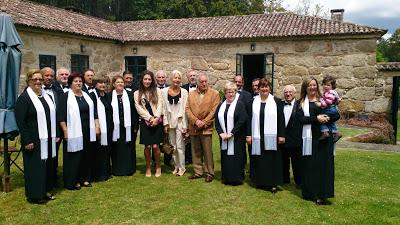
[41,67,55,87]
[233,75,244,90]
[283,84,296,102]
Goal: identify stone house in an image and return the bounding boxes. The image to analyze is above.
[1,0,392,115]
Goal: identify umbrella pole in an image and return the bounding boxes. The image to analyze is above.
[2,134,11,192]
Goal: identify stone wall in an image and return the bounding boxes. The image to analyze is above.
[123,38,384,114]
[18,27,389,114]
[18,29,123,91]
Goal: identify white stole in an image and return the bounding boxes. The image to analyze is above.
[111,90,132,142]
[94,91,108,146]
[26,87,56,160]
[302,96,313,156]
[66,91,96,152]
[217,96,238,155]
[251,94,277,155]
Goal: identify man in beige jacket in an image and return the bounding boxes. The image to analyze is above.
[185,72,220,182]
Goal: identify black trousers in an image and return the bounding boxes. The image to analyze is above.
[281,146,302,185]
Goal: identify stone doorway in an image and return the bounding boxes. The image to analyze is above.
[236,53,275,93]
[242,54,264,92]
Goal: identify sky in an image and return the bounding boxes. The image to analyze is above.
[283,0,400,38]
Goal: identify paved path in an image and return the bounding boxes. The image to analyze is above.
[337,139,400,152]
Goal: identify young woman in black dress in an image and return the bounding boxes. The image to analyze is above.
[134,71,164,177]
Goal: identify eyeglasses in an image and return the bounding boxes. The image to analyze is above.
[30,78,43,82]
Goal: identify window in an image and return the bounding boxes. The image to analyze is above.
[125,56,147,84]
[39,55,56,71]
[71,54,89,74]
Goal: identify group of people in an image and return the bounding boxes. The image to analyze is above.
[15,66,340,206]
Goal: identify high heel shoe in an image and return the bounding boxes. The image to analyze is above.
[155,168,162,177]
[177,168,186,176]
[145,169,151,177]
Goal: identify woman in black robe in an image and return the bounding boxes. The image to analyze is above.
[110,75,139,176]
[58,73,99,190]
[296,77,338,205]
[215,82,247,185]
[90,76,113,181]
[15,70,57,203]
[247,78,285,193]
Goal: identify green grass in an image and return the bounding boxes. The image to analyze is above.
[338,126,372,139]
[1,135,400,224]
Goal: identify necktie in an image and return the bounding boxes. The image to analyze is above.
[284,102,292,106]
[43,86,52,90]
[159,86,165,89]
[62,85,69,89]
[88,86,95,90]
[189,84,196,88]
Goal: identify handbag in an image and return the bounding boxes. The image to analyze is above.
[161,134,175,155]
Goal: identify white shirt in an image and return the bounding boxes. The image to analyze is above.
[283,99,295,127]
[42,85,55,103]
[188,83,197,92]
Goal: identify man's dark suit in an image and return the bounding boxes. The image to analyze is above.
[46,82,65,186]
[280,100,302,185]
[180,83,196,164]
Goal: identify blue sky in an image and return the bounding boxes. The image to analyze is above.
[284,0,399,38]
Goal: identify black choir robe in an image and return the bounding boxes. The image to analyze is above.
[15,90,56,200]
[248,96,285,188]
[90,89,114,181]
[215,101,248,184]
[111,90,139,176]
[297,101,338,200]
[57,92,98,189]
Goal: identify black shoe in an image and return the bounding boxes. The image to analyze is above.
[205,175,214,183]
[74,183,81,190]
[188,174,203,180]
[83,182,92,187]
[46,193,56,200]
[333,133,343,143]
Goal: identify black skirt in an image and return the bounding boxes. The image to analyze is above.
[22,143,47,200]
[139,120,163,145]
[111,125,136,176]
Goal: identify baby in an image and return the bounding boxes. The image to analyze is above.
[318,75,342,142]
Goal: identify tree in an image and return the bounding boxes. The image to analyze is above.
[292,0,328,18]
[377,28,400,62]
[29,0,266,21]
[264,0,286,13]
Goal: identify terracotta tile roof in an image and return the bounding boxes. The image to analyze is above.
[117,13,387,42]
[1,0,121,40]
[376,62,400,71]
[1,0,387,42]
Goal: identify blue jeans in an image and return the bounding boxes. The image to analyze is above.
[320,106,339,133]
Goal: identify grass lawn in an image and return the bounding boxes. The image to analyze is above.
[1,133,400,224]
[338,126,372,139]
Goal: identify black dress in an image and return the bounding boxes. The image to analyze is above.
[58,93,96,189]
[250,98,285,188]
[111,92,137,176]
[90,90,113,181]
[15,91,56,200]
[215,101,247,184]
[139,98,163,145]
[297,101,335,200]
